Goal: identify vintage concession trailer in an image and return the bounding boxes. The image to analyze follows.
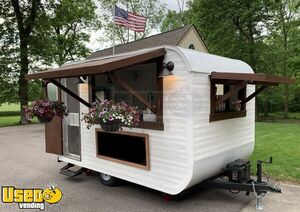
[26,46,294,209]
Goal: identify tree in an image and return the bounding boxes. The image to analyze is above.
[161,0,187,32]
[269,0,300,118]
[0,0,42,123]
[188,0,273,70]
[97,0,166,46]
[32,0,100,67]
[0,0,100,122]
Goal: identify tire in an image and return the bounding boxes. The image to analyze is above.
[98,172,118,187]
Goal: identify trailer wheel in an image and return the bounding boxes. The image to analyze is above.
[98,173,118,187]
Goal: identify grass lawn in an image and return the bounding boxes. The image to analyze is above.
[0,116,38,127]
[251,122,300,183]
[0,103,20,111]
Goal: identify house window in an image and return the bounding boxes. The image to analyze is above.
[90,58,164,130]
[189,44,195,50]
[210,82,247,121]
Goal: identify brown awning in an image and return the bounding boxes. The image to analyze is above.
[25,48,166,80]
[210,72,295,85]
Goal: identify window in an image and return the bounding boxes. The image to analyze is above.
[89,58,164,130]
[189,44,195,50]
[46,83,58,101]
[210,82,247,121]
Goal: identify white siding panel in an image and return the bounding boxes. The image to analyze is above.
[73,49,193,195]
[188,72,255,188]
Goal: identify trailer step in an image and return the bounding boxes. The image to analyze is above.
[60,163,84,177]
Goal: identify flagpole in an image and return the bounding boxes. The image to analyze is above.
[127,3,129,43]
[112,5,115,55]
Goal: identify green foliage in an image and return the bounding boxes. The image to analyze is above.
[0,0,99,123]
[161,0,188,32]
[251,122,300,182]
[31,0,100,66]
[0,116,38,127]
[188,0,273,70]
[97,0,166,45]
[161,10,187,32]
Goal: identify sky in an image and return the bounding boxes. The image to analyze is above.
[87,0,185,51]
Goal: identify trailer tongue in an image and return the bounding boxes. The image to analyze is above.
[184,157,281,211]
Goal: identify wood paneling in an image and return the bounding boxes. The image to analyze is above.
[25,48,166,80]
[45,116,63,154]
[211,72,295,85]
[209,110,247,122]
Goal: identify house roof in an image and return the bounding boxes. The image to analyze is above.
[88,25,204,59]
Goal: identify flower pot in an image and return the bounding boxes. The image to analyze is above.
[37,116,53,123]
[100,119,122,132]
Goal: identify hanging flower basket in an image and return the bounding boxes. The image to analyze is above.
[100,119,123,132]
[37,115,53,123]
[82,99,140,132]
[25,99,68,123]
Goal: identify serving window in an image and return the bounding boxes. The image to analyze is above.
[89,57,164,130]
[209,71,295,122]
[210,82,247,122]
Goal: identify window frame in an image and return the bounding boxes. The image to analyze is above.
[89,57,164,130]
[210,81,247,122]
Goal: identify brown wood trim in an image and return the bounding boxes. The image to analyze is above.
[109,72,157,114]
[156,58,164,123]
[25,48,166,80]
[136,121,164,130]
[210,81,217,116]
[50,79,91,108]
[242,85,268,104]
[211,72,295,85]
[209,110,247,122]
[215,83,246,106]
[95,129,150,171]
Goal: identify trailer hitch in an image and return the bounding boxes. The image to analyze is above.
[196,157,281,211]
[257,156,273,183]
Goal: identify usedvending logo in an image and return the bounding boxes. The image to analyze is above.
[1,185,63,210]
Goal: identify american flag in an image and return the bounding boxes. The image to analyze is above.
[114,5,146,32]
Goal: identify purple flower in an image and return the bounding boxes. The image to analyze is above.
[38,108,44,114]
[108,115,114,121]
[26,115,32,121]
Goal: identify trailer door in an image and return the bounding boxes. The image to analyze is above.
[62,78,81,161]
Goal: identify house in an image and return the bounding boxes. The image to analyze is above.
[88,25,209,59]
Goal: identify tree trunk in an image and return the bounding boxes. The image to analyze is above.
[19,41,29,124]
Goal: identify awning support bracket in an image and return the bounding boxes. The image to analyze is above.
[242,85,268,104]
[50,79,91,108]
[108,72,157,114]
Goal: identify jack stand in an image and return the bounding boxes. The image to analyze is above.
[256,194,264,211]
